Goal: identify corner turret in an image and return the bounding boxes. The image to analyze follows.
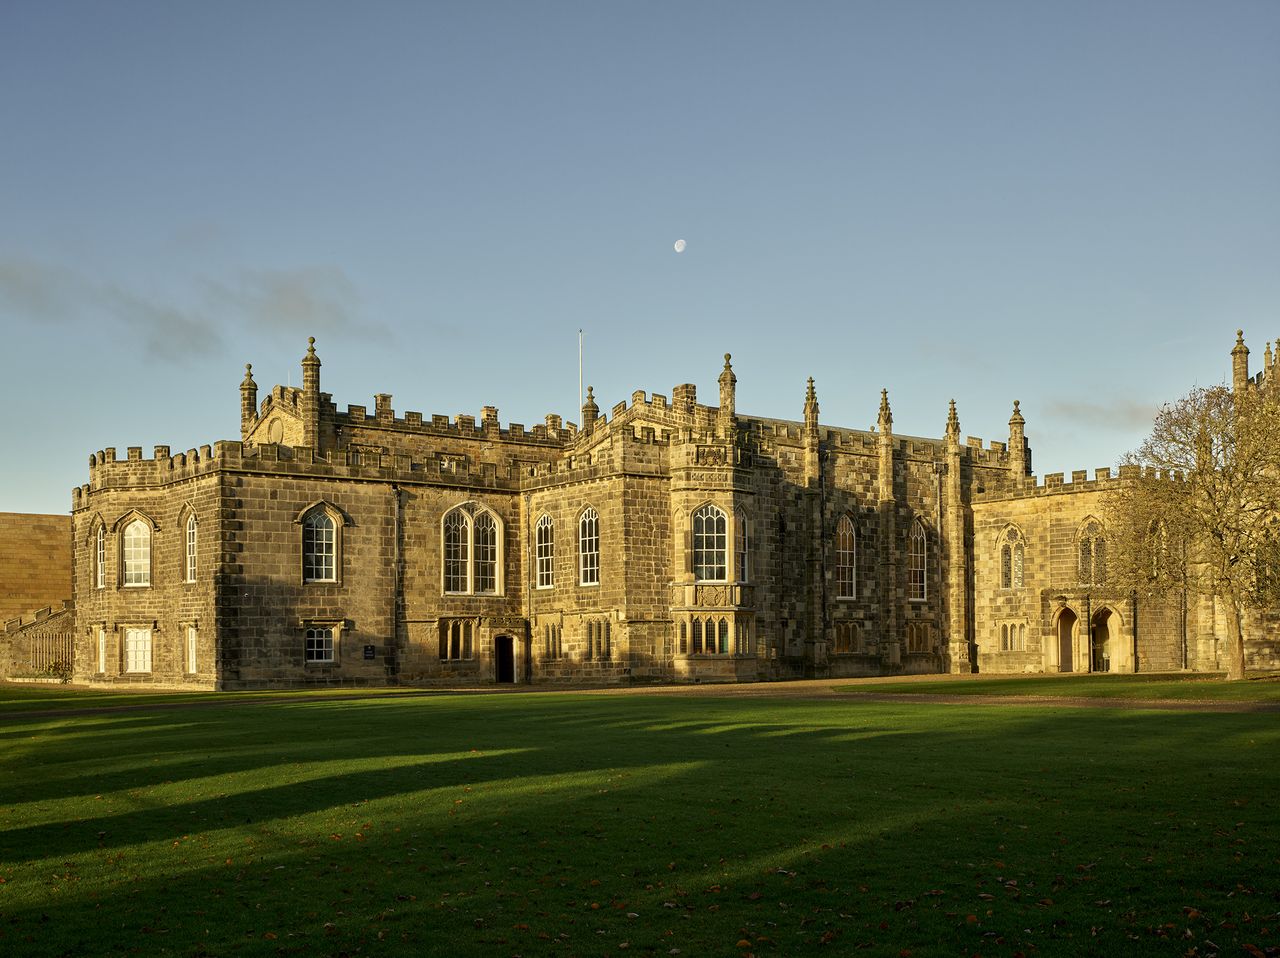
[1008,400,1027,486]
[718,353,737,435]
[301,336,321,450]
[1232,329,1249,394]
[581,385,599,433]
[240,363,258,439]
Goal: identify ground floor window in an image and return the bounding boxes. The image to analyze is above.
[439,619,475,661]
[832,621,861,654]
[999,621,1027,652]
[584,619,611,661]
[677,614,752,656]
[542,622,563,658]
[905,622,932,653]
[305,626,335,663]
[124,628,152,673]
[186,625,198,674]
[97,627,106,674]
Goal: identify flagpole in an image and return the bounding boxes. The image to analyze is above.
[578,329,583,411]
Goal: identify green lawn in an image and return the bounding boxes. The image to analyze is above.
[1,687,1277,957]
[838,672,1280,702]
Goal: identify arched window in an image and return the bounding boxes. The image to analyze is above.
[442,504,503,595]
[693,504,728,582]
[474,512,497,594]
[835,515,856,599]
[535,514,554,588]
[999,527,1024,589]
[691,618,702,654]
[444,510,469,592]
[303,511,336,583]
[578,507,600,585]
[908,520,927,601]
[678,620,688,654]
[718,618,729,654]
[1079,520,1106,586]
[185,513,198,583]
[122,519,151,587]
[735,509,750,582]
[95,524,105,590]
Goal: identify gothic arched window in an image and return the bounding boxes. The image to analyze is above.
[836,515,856,599]
[693,504,728,582]
[908,520,928,601]
[442,504,504,595]
[1079,520,1106,586]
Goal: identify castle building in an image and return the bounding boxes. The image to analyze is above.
[54,334,1274,690]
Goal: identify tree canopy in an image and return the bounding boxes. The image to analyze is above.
[1106,383,1280,679]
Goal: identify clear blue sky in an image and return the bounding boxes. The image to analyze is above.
[2,0,1276,515]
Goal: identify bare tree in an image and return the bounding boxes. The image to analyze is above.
[1106,384,1280,680]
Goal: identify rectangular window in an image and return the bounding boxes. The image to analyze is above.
[186,625,198,674]
[123,628,152,673]
[305,626,335,663]
[579,509,600,586]
[536,516,554,589]
[95,529,105,590]
[97,627,106,674]
[439,619,473,660]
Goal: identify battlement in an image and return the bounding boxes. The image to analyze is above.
[973,464,1183,502]
[329,394,576,446]
[3,599,74,634]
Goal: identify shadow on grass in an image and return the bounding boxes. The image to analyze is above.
[1,695,1277,957]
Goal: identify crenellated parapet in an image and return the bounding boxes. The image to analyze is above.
[972,463,1183,503]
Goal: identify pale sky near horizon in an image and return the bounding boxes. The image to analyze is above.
[2,0,1277,515]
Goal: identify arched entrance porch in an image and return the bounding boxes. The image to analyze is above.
[1055,608,1077,673]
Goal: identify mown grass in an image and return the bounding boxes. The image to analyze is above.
[838,672,1280,702]
[1,687,1277,957]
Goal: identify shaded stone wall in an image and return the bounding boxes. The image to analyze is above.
[0,512,71,624]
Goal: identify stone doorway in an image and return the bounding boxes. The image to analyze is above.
[1057,609,1077,672]
[1091,609,1114,673]
[494,635,515,683]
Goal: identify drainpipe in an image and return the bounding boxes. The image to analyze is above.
[1180,585,1188,670]
[389,484,402,681]
[1130,589,1139,673]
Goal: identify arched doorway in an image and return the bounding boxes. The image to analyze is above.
[494,635,515,683]
[1057,609,1077,673]
[1091,609,1114,673]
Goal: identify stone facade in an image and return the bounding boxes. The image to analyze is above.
[58,334,1277,690]
[0,512,71,624]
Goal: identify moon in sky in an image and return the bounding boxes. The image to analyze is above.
[673,239,686,253]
